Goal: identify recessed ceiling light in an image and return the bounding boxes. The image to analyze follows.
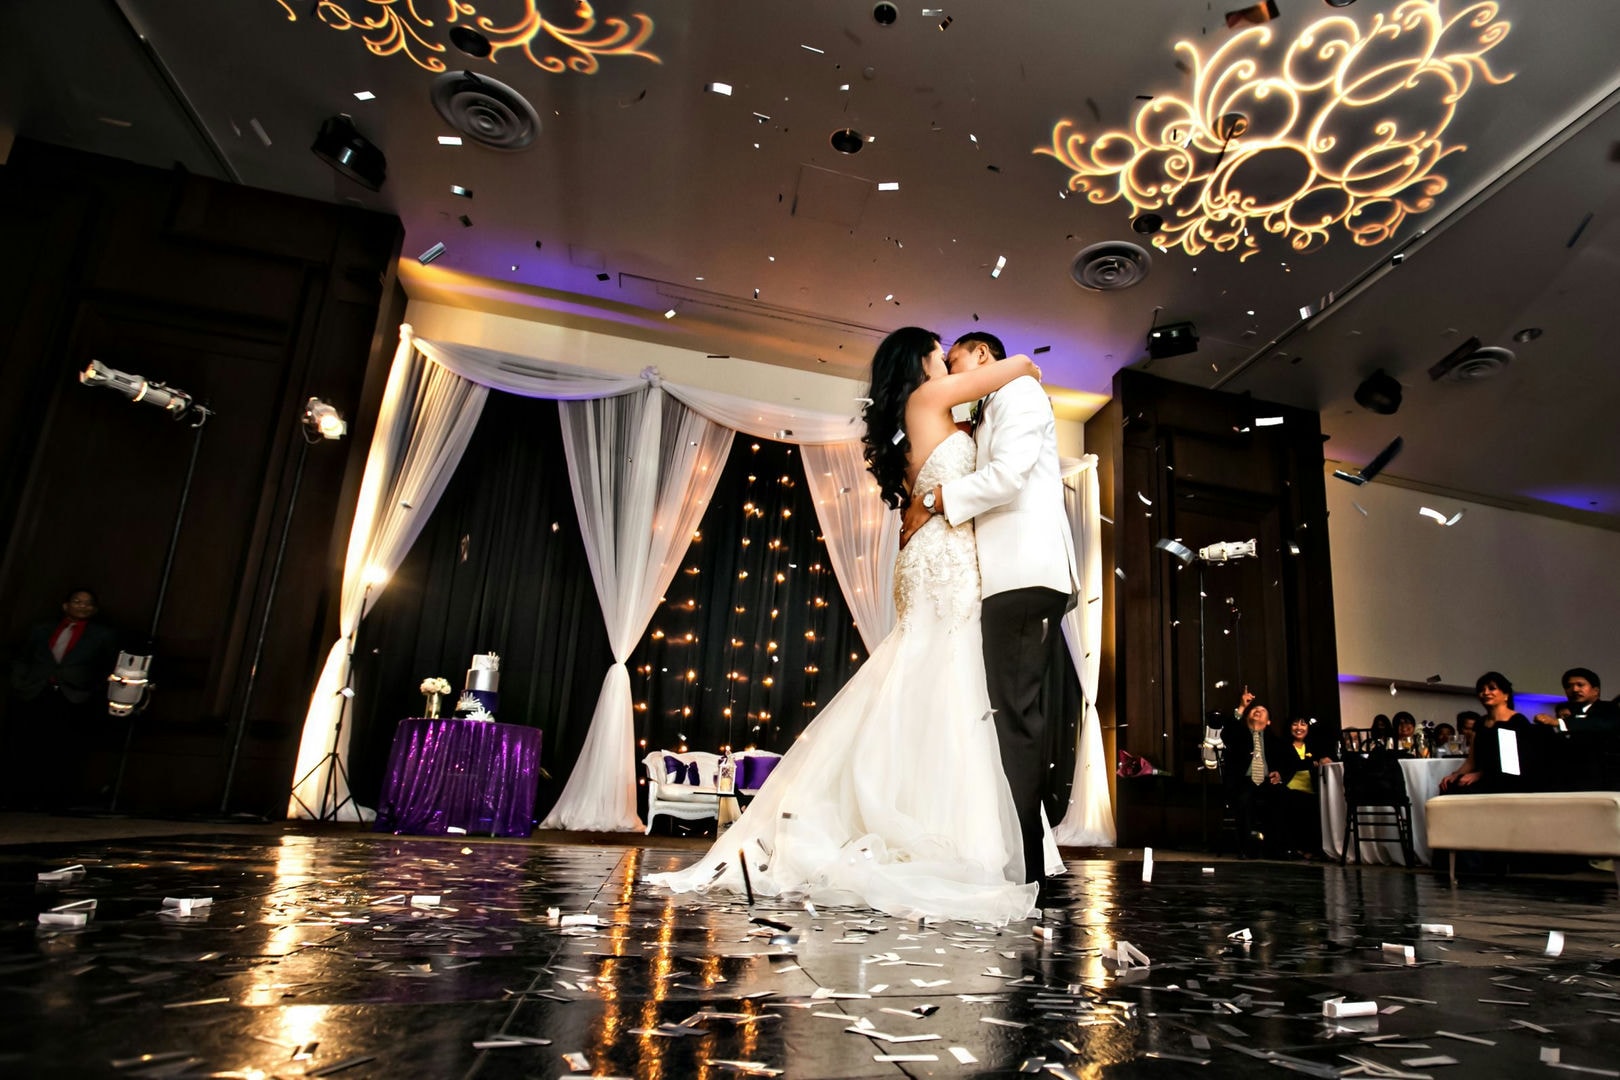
[438,135,463,146]
[450,185,473,198]
[353,91,376,101]
[510,264,518,271]
[449,25,493,58]
[664,309,677,319]
[830,128,865,154]
[706,81,734,96]
[877,181,899,191]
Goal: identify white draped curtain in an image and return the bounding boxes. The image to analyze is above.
[1053,454,1115,845]
[289,326,489,819]
[540,386,733,830]
[800,444,898,652]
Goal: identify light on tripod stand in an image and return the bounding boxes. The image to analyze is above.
[80,360,196,420]
[303,397,347,440]
[107,652,152,717]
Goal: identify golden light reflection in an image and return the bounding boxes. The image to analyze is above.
[1036,1,1512,261]
[274,0,660,75]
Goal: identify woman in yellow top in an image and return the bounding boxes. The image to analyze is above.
[1276,717,1332,859]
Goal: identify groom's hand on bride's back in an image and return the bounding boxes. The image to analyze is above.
[899,491,934,549]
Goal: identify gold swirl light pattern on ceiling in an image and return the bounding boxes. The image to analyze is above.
[272,0,660,74]
[1036,1,1512,262]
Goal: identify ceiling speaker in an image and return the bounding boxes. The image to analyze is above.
[311,115,386,191]
[430,71,540,151]
[1353,369,1403,414]
[1070,241,1152,291]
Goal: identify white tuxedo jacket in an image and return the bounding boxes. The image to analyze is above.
[941,375,1079,600]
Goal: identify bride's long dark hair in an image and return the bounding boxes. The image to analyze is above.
[861,326,939,511]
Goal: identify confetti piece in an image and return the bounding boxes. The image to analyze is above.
[1547,931,1566,957]
[1228,928,1253,942]
[1142,847,1154,882]
[1254,416,1284,427]
[1435,1031,1496,1046]
[561,1051,591,1071]
[1419,923,1454,936]
[1154,538,1194,565]
[948,1047,978,1064]
[37,865,86,883]
[1323,998,1377,1018]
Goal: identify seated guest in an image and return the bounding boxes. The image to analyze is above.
[1534,668,1620,791]
[1431,722,1460,756]
[1438,672,1553,793]
[1533,667,1620,732]
[1222,699,1283,857]
[1275,717,1332,858]
[1455,710,1481,751]
[1367,713,1396,750]
[1393,711,1419,754]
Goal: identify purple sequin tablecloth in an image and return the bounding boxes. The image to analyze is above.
[374,718,542,837]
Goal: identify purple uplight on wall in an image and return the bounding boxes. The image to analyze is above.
[1522,486,1620,514]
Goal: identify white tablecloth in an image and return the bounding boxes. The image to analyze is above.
[1319,758,1457,866]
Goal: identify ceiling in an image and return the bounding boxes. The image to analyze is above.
[4,0,1619,522]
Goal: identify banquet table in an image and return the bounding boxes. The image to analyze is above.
[374,718,542,837]
[1319,757,1457,866]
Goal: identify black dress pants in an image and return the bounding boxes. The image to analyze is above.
[981,585,1070,885]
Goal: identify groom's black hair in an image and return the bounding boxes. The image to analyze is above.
[953,331,1006,360]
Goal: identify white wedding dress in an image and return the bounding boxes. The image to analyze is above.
[647,432,1040,924]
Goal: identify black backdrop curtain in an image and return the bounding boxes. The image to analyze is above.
[349,390,1082,825]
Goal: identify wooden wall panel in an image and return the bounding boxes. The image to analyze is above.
[0,142,403,816]
[1086,370,1340,847]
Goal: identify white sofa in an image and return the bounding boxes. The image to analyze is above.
[642,750,722,835]
[1425,791,1620,887]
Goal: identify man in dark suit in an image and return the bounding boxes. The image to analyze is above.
[1534,667,1620,790]
[6,588,120,808]
[1222,701,1284,857]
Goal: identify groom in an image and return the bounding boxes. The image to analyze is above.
[902,332,1079,899]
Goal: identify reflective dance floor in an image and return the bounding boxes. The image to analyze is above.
[3,826,1619,1078]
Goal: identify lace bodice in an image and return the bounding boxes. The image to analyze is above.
[894,432,980,631]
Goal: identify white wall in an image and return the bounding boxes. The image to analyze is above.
[1327,472,1620,728]
[403,299,1084,457]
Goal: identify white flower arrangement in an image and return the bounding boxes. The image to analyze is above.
[419,677,452,696]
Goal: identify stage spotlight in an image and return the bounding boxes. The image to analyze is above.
[1147,320,1199,360]
[80,360,195,419]
[312,114,387,191]
[107,651,152,717]
[1353,369,1403,415]
[302,397,347,440]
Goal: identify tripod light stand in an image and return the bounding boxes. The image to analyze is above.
[218,399,347,816]
[288,578,376,824]
[78,360,210,812]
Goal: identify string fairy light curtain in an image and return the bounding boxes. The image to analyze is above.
[541,385,733,831]
[1052,454,1115,845]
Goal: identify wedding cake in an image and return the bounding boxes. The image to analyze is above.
[456,653,500,720]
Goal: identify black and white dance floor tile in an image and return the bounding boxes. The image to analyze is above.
[2,832,1618,1078]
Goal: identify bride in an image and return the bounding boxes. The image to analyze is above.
[647,327,1045,924]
